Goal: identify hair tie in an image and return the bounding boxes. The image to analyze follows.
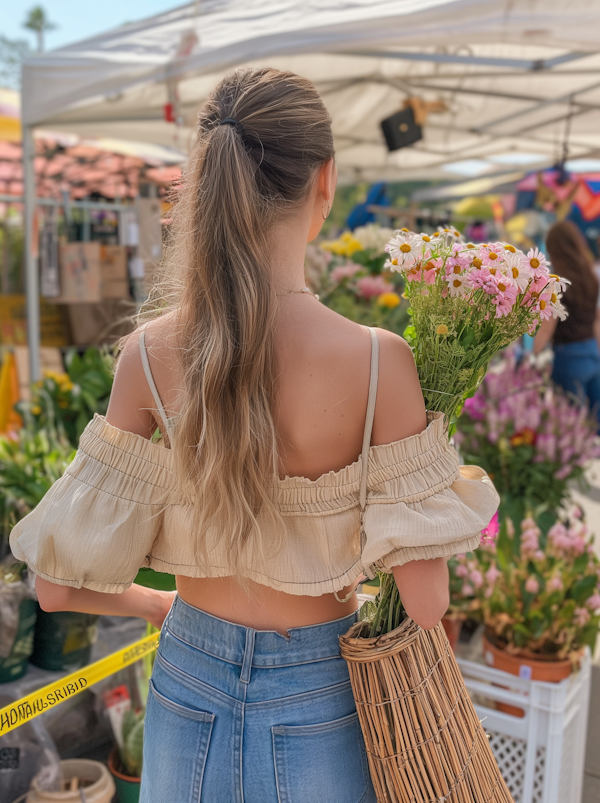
[220,117,245,136]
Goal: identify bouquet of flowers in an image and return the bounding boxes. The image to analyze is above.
[364,232,567,637]
[456,355,600,515]
[450,508,600,660]
[387,230,566,422]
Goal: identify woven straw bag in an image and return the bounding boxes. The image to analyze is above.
[339,617,514,803]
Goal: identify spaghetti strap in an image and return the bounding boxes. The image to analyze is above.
[334,327,379,603]
[138,328,171,436]
[359,328,379,513]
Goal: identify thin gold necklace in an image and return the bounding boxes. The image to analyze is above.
[276,286,320,301]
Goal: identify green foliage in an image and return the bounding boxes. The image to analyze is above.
[17,347,115,448]
[324,289,410,336]
[120,708,145,778]
[0,426,75,557]
[360,572,406,637]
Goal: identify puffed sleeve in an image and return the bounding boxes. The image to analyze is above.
[360,412,499,575]
[9,415,174,593]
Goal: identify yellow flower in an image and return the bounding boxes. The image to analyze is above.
[58,400,69,409]
[31,405,42,415]
[59,380,74,392]
[378,292,401,309]
[504,244,516,253]
[436,324,449,336]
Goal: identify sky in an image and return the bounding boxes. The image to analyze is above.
[3,1,182,50]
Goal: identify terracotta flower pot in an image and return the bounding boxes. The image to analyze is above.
[107,747,141,803]
[482,634,575,718]
[441,615,462,651]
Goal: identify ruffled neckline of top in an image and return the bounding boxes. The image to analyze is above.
[86,411,448,489]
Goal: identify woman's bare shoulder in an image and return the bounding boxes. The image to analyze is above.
[370,327,427,446]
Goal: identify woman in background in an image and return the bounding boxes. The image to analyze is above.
[535,220,600,427]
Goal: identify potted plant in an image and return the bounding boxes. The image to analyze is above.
[16,346,115,448]
[455,354,600,520]
[108,708,145,803]
[450,508,600,712]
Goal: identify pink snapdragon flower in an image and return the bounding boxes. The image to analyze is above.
[574,607,591,626]
[331,262,361,283]
[520,519,541,556]
[480,512,499,545]
[586,592,600,611]
[470,570,484,589]
[525,576,539,594]
[355,275,392,299]
[547,576,564,593]
[485,564,502,584]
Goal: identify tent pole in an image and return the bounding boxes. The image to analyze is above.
[23,125,41,382]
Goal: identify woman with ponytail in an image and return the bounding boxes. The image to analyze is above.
[12,68,497,801]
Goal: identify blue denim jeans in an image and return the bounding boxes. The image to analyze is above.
[140,596,375,803]
[552,338,600,430]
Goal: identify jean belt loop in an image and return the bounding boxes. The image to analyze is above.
[240,628,256,684]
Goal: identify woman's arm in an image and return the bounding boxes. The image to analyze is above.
[392,560,449,630]
[371,330,449,630]
[35,332,172,624]
[36,578,175,630]
[534,317,557,354]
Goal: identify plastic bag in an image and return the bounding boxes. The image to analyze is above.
[0,696,60,803]
[0,564,36,660]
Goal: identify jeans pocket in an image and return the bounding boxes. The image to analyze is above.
[141,679,215,803]
[272,712,373,803]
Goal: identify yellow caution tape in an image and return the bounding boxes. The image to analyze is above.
[0,632,159,737]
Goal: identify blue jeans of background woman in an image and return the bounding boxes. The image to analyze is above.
[140,596,376,803]
[552,338,600,431]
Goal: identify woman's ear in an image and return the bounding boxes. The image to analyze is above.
[319,158,336,205]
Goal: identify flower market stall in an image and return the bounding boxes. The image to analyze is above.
[17,0,600,379]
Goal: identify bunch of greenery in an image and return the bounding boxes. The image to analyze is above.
[0,425,75,558]
[17,348,115,448]
[449,508,600,659]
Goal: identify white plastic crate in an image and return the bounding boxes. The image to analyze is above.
[457,649,591,803]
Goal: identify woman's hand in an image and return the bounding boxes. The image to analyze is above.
[392,558,449,630]
[36,577,177,629]
[146,590,177,629]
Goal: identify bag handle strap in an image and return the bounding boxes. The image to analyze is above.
[139,328,172,438]
[334,328,379,603]
[359,327,379,513]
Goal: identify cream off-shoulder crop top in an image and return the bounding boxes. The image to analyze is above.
[10,329,499,596]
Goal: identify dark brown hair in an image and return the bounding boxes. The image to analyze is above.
[546,221,598,303]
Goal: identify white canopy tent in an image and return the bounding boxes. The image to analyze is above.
[20,0,600,376]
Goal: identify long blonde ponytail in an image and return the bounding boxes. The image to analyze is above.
[145,68,334,570]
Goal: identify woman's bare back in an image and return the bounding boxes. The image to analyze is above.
[107,298,426,633]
